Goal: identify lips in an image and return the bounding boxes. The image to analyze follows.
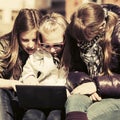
[26,49,35,55]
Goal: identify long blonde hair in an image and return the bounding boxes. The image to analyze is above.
[0,9,42,79]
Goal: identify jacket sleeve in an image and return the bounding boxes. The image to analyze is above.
[0,39,9,78]
[66,71,93,92]
[93,74,120,98]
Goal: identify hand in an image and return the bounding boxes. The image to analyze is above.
[11,80,23,92]
[90,92,102,101]
[71,82,97,95]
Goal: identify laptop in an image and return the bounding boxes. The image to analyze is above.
[16,85,67,110]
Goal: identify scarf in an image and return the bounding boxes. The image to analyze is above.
[79,33,104,78]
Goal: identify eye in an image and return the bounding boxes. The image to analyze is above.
[41,44,50,49]
[44,45,50,48]
[53,44,64,49]
[32,39,37,42]
[54,45,61,48]
[21,39,29,42]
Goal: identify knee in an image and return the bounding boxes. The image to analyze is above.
[23,109,45,120]
[0,89,6,98]
[0,89,14,120]
[0,89,12,108]
[0,89,11,102]
[65,94,92,113]
[66,94,81,106]
[65,95,79,113]
[47,110,61,120]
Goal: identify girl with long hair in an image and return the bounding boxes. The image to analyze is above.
[62,2,120,120]
[0,8,42,120]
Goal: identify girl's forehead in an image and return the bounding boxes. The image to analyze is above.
[41,27,65,44]
[41,32,64,44]
[20,29,37,38]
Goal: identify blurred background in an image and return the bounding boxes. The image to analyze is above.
[0,0,119,36]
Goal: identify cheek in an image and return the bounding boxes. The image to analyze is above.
[55,49,62,54]
[20,42,27,49]
[34,42,37,46]
[33,42,38,49]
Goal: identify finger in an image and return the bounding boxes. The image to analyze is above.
[91,94,97,101]
[95,93,102,101]
[90,93,99,101]
[92,93,102,101]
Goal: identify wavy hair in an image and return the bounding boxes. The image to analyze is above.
[0,9,42,79]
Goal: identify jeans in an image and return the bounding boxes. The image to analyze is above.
[0,89,14,120]
[22,109,62,120]
[66,94,120,120]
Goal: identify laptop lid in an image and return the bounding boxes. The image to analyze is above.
[16,85,67,110]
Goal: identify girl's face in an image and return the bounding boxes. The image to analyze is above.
[40,30,64,56]
[19,29,38,55]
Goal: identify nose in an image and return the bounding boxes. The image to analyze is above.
[50,47,56,53]
[27,41,34,49]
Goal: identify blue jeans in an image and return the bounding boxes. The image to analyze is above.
[0,89,14,120]
[66,94,120,120]
[22,109,62,120]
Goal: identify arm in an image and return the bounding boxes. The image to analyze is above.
[0,78,22,91]
[67,71,101,101]
[93,74,120,98]
[20,54,39,85]
[0,78,20,89]
[67,71,97,94]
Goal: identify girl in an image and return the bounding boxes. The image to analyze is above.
[62,2,120,120]
[20,12,69,120]
[0,8,42,120]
